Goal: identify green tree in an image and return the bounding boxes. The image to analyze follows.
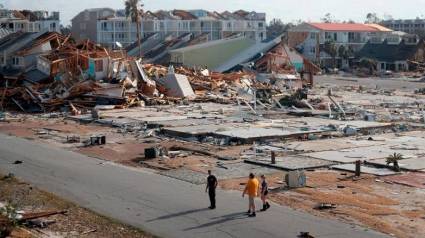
[125,0,144,58]
[266,18,291,39]
[366,13,380,23]
[321,13,334,23]
[359,58,377,74]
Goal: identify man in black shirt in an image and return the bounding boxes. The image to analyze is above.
[205,170,218,209]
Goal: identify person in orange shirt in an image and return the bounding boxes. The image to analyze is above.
[242,173,260,217]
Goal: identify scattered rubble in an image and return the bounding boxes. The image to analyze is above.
[1,25,425,238]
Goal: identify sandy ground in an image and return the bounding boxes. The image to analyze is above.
[0,174,153,238]
[219,170,425,238]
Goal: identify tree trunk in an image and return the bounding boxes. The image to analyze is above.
[394,161,400,172]
[136,16,142,59]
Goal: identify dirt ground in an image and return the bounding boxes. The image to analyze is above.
[0,173,154,238]
[0,115,248,172]
[220,170,425,238]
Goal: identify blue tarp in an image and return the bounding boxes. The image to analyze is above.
[88,59,96,78]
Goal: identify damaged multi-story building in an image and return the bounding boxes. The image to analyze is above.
[0,9,60,33]
[71,9,266,49]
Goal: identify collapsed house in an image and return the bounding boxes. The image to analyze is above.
[0,22,323,115]
[169,34,320,89]
[0,31,67,77]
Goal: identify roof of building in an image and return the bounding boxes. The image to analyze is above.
[356,40,423,62]
[16,32,67,56]
[365,24,393,32]
[0,28,12,40]
[308,23,387,32]
[382,19,425,23]
[71,8,114,21]
[0,31,35,52]
[98,9,266,21]
[0,9,59,21]
[172,10,197,20]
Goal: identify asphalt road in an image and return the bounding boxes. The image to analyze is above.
[0,133,389,238]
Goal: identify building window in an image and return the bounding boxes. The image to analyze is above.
[95,60,103,72]
[310,32,316,40]
[80,23,86,30]
[310,47,316,54]
[12,57,21,66]
[325,32,331,39]
[258,22,263,28]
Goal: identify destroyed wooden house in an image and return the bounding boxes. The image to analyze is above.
[0,34,143,112]
[37,40,126,81]
[0,31,67,79]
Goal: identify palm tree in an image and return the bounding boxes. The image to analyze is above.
[386,153,403,172]
[324,41,337,69]
[125,0,144,58]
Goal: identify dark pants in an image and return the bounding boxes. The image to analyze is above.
[208,189,216,208]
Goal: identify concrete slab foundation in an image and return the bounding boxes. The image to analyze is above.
[331,164,399,176]
[245,156,335,170]
[367,157,425,171]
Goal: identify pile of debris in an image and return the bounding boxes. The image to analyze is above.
[0,201,67,237]
[0,32,314,114]
[0,37,145,113]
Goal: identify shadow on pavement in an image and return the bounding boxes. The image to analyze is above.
[183,212,248,231]
[146,208,210,222]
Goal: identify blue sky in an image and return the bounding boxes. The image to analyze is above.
[2,0,425,26]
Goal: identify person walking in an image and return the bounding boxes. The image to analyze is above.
[260,175,270,211]
[242,173,260,217]
[206,170,217,209]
